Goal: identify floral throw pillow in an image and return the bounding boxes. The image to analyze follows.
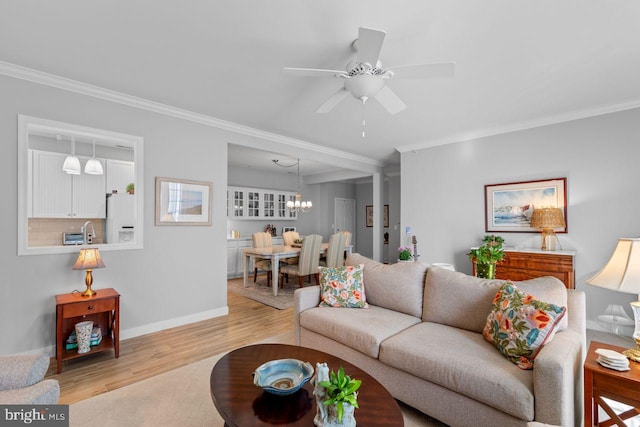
[318,264,369,308]
[483,281,566,370]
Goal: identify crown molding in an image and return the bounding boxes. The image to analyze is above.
[396,98,640,153]
[0,60,383,168]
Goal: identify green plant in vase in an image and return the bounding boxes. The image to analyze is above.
[468,236,505,279]
[318,366,361,424]
[398,246,413,261]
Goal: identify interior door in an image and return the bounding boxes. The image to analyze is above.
[334,198,356,249]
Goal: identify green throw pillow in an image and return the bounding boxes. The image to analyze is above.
[318,264,369,308]
[483,281,566,370]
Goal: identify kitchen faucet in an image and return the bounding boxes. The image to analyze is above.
[82,221,96,244]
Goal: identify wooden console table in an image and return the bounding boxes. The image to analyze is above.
[471,248,576,289]
[55,288,120,373]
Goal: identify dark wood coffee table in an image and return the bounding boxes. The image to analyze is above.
[210,343,404,426]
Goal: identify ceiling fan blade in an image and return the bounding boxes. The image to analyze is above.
[283,67,345,78]
[387,62,455,79]
[357,27,386,65]
[315,87,350,114]
[374,86,406,115]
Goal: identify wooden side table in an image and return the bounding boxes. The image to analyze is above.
[584,341,640,426]
[470,248,576,289]
[55,288,120,373]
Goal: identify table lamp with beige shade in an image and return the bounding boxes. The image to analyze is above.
[586,238,640,361]
[73,248,106,297]
[530,207,566,251]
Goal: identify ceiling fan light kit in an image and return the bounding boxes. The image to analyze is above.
[283,26,455,121]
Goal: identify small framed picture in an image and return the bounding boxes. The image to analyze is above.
[366,205,389,228]
[485,178,567,233]
[155,177,213,226]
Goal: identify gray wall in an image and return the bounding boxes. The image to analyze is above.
[355,178,401,262]
[401,108,640,333]
[1,75,231,354]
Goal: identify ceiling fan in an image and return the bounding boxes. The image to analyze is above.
[283,26,455,115]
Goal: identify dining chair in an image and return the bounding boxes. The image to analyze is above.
[282,231,301,265]
[252,232,273,286]
[280,234,323,287]
[339,230,352,246]
[320,232,348,268]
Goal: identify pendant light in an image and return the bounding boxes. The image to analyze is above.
[84,140,104,175]
[285,159,312,213]
[62,136,81,175]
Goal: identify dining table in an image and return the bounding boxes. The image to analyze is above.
[243,243,353,296]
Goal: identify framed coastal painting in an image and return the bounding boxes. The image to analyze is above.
[484,178,567,233]
[155,177,213,226]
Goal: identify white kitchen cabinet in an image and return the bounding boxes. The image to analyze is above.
[227,186,297,220]
[106,159,134,194]
[227,239,253,278]
[30,150,106,218]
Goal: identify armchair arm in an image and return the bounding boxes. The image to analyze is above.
[0,355,50,391]
[533,289,586,427]
[294,286,321,344]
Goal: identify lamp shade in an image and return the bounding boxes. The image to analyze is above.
[73,248,106,270]
[586,238,640,294]
[530,208,566,229]
[62,155,81,175]
[84,158,104,175]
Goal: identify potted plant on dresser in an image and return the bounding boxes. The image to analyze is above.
[468,235,505,279]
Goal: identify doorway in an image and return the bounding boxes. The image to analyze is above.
[334,198,356,251]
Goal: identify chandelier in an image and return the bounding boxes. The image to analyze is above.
[273,158,312,213]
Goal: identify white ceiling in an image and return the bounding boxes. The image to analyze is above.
[2,1,640,177]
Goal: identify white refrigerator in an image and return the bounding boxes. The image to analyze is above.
[106,194,136,243]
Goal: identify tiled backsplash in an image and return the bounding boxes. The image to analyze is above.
[28,218,105,247]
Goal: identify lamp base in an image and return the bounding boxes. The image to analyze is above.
[80,269,97,298]
[623,338,640,362]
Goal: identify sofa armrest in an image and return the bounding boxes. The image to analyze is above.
[294,286,321,345]
[533,289,586,427]
[0,355,50,391]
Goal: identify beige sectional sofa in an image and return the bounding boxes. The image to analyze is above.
[294,253,586,427]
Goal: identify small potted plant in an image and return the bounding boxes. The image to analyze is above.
[317,366,361,426]
[397,246,413,262]
[126,182,135,195]
[467,236,505,279]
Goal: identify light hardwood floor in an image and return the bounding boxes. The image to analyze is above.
[46,284,294,404]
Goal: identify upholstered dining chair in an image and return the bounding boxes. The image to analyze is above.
[282,230,300,246]
[339,230,352,246]
[280,234,323,287]
[320,232,348,268]
[281,231,300,265]
[252,232,273,286]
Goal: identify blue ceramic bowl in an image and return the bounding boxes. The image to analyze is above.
[253,359,314,396]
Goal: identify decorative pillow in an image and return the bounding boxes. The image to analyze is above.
[318,264,369,308]
[483,281,566,370]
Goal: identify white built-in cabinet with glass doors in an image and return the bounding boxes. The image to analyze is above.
[227,186,297,220]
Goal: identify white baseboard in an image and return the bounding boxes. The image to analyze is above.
[32,306,230,358]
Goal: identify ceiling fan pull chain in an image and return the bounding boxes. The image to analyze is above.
[361,96,368,138]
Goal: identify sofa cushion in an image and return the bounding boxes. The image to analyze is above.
[483,282,566,370]
[346,253,427,318]
[423,268,504,333]
[318,264,369,308]
[380,322,534,421]
[299,304,421,358]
